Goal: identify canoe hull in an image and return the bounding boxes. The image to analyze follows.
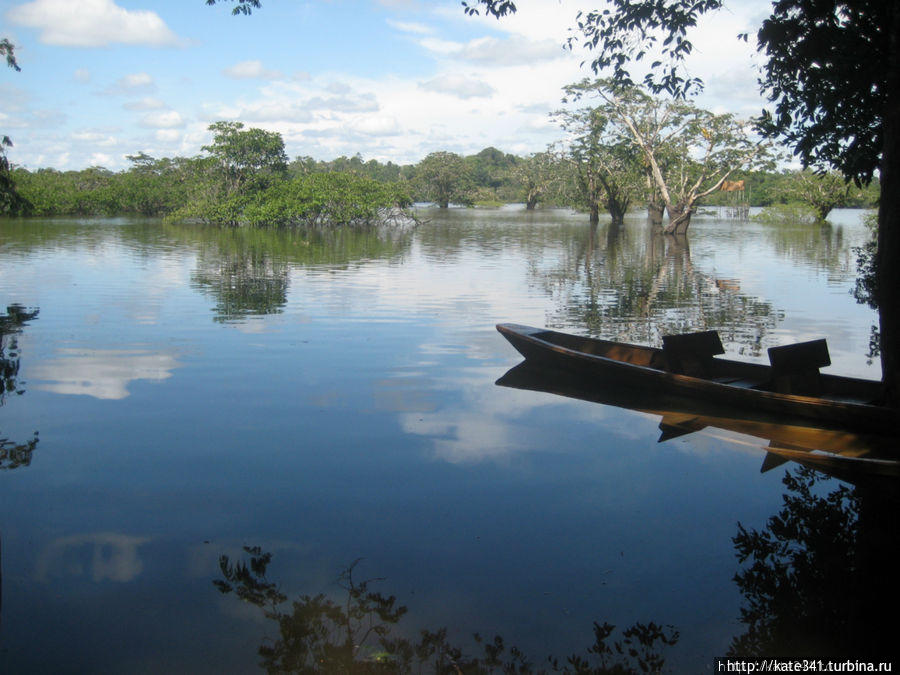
[496,323,892,433]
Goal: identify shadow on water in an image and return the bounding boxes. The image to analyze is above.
[213,550,679,674]
[496,362,900,488]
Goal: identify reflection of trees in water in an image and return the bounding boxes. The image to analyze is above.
[730,468,899,660]
[760,221,856,281]
[541,224,781,356]
[215,548,679,674]
[166,224,414,323]
[193,250,290,323]
[1,304,39,469]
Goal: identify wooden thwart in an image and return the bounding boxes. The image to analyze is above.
[767,338,830,395]
[662,330,725,378]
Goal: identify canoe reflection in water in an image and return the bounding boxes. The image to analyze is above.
[496,361,900,491]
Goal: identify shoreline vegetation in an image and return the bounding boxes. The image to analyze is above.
[2,120,879,228]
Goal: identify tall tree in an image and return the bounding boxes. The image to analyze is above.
[555,89,645,226]
[565,80,766,233]
[202,121,288,197]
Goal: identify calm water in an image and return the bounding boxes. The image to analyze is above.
[0,208,884,672]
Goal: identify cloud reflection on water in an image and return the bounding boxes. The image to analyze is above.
[33,348,179,399]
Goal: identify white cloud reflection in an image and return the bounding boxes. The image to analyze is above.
[35,532,150,583]
[33,348,179,400]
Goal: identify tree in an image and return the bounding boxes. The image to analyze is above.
[782,170,858,222]
[202,121,288,197]
[566,80,767,233]
[513,151,565,210]
[415,151,474,208]
[555,88,645,226]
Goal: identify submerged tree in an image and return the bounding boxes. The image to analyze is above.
[556,83,645,226]
[202,121,288,197]
[415,151,474,208]
[563,80,767,233]
[781,170,858,222]
[514,150,565,210]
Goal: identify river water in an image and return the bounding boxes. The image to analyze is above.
[0,207,884,671]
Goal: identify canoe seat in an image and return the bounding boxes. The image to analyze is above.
[662,330,724,378]
[767,339,830,396]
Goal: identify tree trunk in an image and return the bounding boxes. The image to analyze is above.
[876,0,900,406]
[438,199,449,209]
[663,204,692,234]
[606,200,625,226]
[647,201,664,227]
[589,203,600,225]
[525,199,537,210]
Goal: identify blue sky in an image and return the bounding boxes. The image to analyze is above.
[2,0,769,170]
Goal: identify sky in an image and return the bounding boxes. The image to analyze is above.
[1,0,772,171]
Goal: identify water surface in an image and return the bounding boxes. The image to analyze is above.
[0,207,883,671]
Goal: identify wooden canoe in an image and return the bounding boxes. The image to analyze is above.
[496,323,893,433]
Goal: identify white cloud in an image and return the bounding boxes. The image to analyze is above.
[140,110,185,129]
[73,68,91,83]
[71,130,117,146]
[155,129,182,142]
[349,115,401,137]
[123,97,167,111]
[223,60,283,80]
[103,72,155,95]
[7,0,180,48]
[387,19,433,35]
[419,74,495,99]
[33,348,179,399]
[453,36,564,66]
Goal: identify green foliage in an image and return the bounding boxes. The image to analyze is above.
[753,202,818,226]
[1,36,27,214]
[557,82,647,224]
[205,0,261,16]
[514,151,567,210]
[563,79,769,231]
[464,0,724,98]
[202,121,288,197]
[178,171,412,227]
[415,151,475,208]
[779,170,857,221]
[756,0,888,184]
[414,151,469,207]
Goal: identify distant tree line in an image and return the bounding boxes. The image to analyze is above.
[3,106,878,226]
